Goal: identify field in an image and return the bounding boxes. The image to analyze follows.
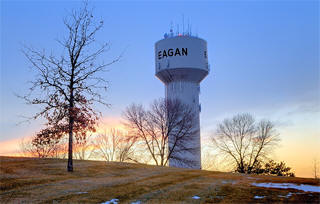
[0,156,319,203]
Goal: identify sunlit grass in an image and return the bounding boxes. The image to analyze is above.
[0,156,319,203]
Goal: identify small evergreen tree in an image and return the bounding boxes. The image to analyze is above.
[249,160,295,177]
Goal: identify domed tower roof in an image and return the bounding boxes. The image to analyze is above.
[155,35,209,84]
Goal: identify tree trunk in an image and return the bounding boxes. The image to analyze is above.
[68,78,74,172]
[67,116,74,172]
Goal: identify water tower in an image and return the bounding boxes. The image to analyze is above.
[155,30,209,169]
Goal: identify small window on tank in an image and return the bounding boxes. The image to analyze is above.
[204,51,207,58]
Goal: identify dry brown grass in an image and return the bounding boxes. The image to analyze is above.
[0,156,319,203]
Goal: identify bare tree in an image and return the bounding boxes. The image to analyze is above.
[19,127,65,158]
[211,113,280,174]
[201,146,222,171]
[20,2,119,171]
[19,137,38,157]
[19,133,69,159]
[74,133,95,160]
[116,131,137,162]
[201,150,216,171]
[30,126,66,158]
[313,157,319,179]
[123,98,197,167]
[92,128,137,162]
[55,136,69,159]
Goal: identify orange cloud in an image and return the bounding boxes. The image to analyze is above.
[95,116,127,134]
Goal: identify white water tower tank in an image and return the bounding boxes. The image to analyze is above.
[155,34,209,169]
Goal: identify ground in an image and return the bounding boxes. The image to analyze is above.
[0,156,319,203]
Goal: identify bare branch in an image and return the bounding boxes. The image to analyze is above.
[211,113,280,174]
[123,98,197,167]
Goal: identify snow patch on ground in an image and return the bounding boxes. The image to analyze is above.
[192,195,201,199]
[251,183,320,193]
[254,195,265,199]
[221,180,237,185]
[101,198,119,204]
[278,192,293,198]
[247,177,260,180]
[102,199,141,204]
[75,192,88,194]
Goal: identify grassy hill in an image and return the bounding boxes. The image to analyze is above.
[0,156,319,203]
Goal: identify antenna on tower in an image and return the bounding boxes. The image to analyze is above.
[170,21,174,37]
[187,18,190,36]
[177,24,179,36]
[182,14,185,35]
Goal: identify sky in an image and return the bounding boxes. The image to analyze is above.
[0,0,319,178]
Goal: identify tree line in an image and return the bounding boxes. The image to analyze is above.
[19,101,296,177]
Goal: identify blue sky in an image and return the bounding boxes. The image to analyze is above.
[1,0,319,177]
